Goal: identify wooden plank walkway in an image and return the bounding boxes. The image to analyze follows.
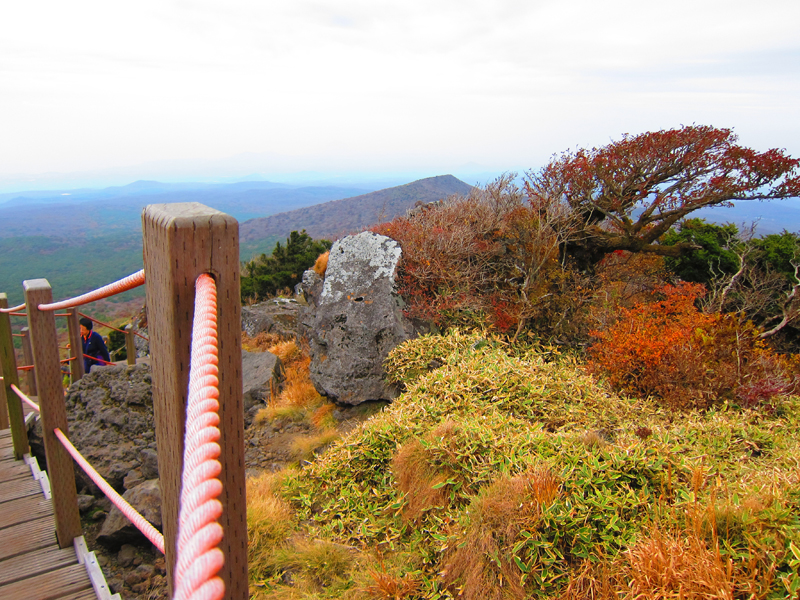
[0,427,97,600]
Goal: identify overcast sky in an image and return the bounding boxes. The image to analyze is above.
[1,0,798,191]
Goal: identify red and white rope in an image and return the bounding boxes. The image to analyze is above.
[38,269,145,311]
[53,428,165,553]
[11,384,40,413]
[0,303,26,313]
[174,273,225,600]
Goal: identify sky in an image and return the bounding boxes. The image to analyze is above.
[1,0,799,192]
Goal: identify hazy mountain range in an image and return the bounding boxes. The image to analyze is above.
[0,173,798,308]
[240,174,474,242]
[0,175,474,305]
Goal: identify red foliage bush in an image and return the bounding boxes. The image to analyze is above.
[588,283,797,409]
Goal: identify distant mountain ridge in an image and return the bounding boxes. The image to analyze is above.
[240,174,474,242]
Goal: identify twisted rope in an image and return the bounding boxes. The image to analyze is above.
[174,273,225,600]
[53,428,165,553]
[38,269,145,311]
[10,384,40,413]
[0,303,26,313]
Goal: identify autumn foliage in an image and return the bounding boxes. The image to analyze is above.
[588,283,797,409]
[527,125,800,267]
[372,175,586,335]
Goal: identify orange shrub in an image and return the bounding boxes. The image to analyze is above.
[589,282,797,410]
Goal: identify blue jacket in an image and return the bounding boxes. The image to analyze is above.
[82,330,111,373]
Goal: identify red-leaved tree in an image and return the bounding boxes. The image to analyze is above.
[526,125,800,269]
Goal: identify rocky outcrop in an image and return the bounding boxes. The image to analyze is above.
[241,298,300,339]
[30,364,157,494]
[298,231,418,405]
[97,479,162,548]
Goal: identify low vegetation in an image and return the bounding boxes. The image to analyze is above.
[244,125,800,598]
[247,331,800,599]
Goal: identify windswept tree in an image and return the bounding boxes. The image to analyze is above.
[526,125,800,269]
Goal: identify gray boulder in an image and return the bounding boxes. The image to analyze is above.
[97,479,162,548]
[241,299,300,339]
[300,231,417,405]
[242,350,284,425]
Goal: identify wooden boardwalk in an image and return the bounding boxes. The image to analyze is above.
[0,427,97,600]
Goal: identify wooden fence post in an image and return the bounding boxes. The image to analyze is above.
[0,376,6,430]
[24,279,82,547]
[125,324,136,366]
[0,293,28,456]
[20,327,37,395]
[67,308,84,384]
[142,203,247,599]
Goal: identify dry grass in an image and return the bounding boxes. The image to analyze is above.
[362,564,421,599]
[243,331,287,353]
[269,340,301,365]
[442,468,560,600]
[311,402,337,429]
[256,352,324,424]
[248,473,295,580]
[621,528,735,599]
[291,429,340,461]
[313,251,329,276]
[393,438,452,524]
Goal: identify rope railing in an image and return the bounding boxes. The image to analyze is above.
[0,303,25,313]
[78,311,149,342]
[11,383,41,413]
[53,428,166,553]
[82,353,116,367]
[10,271,227,599]
[174,273,226,600]
[1,205,247,597]
[38,270,145,311]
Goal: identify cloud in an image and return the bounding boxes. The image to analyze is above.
[0,0,798,180]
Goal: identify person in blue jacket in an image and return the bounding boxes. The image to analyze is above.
[80,317,111,373]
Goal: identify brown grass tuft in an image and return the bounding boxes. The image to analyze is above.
[393,439,451,523]
[247,473,295,577]
[558,559,616,600]
[313,251,329,276]
[242,331,286,352]
[622,528,735,599]
[442,468,560,600]
[311,402,337,429]
[291,429,340,461]
[267,339,301,365]
[363,563,421,599]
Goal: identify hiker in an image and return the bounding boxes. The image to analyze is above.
[80,317,111,372]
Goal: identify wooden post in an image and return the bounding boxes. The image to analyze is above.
[24,280,82,547]
[0,376,6,430]
[0,293,28,456]
[67,308,84,384]
[20,327,37,395]
[125,324,136,366]
[142,203,247,599]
